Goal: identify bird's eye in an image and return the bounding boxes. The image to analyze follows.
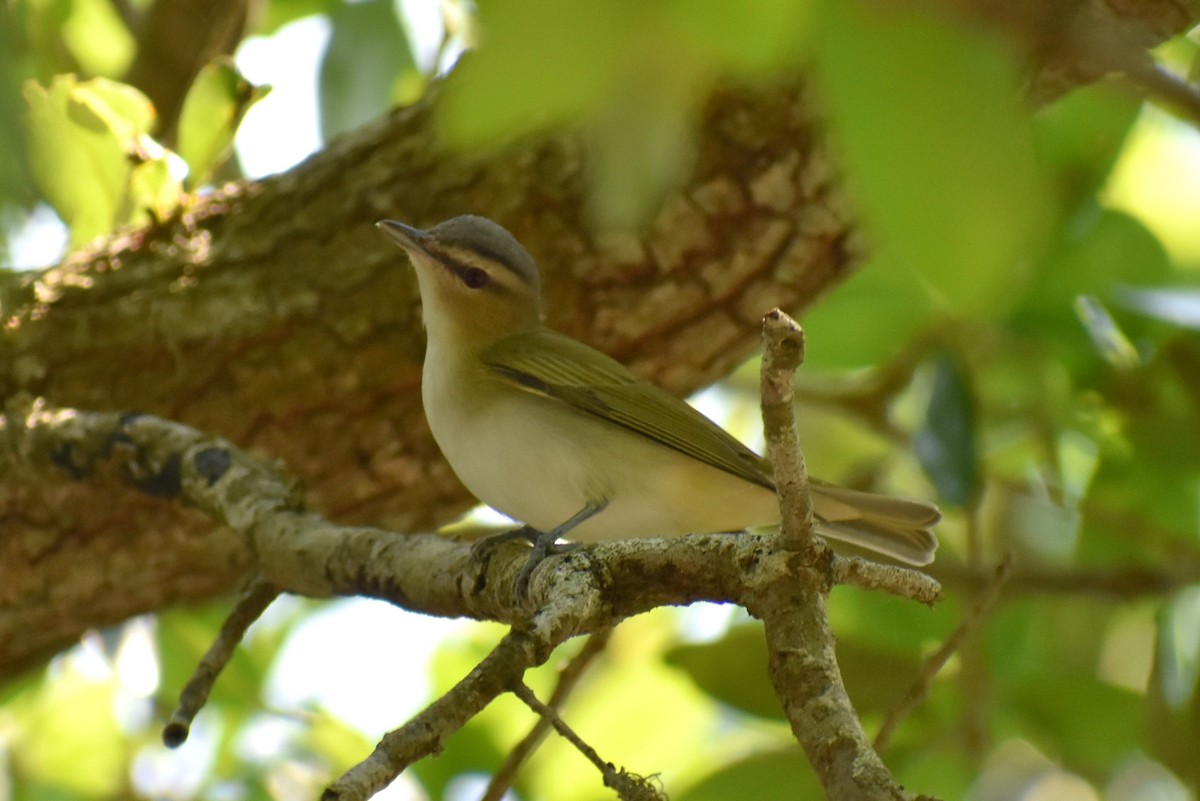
[462,267,490,289]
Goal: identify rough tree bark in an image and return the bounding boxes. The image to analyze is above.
[0,76,859,678]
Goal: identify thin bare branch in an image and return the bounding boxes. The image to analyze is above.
[1123,63,1200,125]
[163,575,279,746]
[481,629,613,801]
[325,630,554,800]
[760,308,816,553]
[833,556,941,605]
[510,682,665,801]
[874,554,1014,753]
[751,308,915,800]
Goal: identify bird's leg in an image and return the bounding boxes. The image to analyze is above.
[469,524,540,561]
[515,500,608,598]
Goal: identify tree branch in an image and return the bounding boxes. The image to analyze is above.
[874,554,1013,752]
[125,0,250,141]
[325,630,552,801]
[163,575,279,746]
[760,309,816,552]
[481,629,613,801]
[0,77,858,674]
[748,309,925,800]
[11,399,946,797]
[509,681,664,801]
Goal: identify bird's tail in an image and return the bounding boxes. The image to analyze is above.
[809,481,940,566]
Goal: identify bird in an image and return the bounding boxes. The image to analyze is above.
[377,214,939,588]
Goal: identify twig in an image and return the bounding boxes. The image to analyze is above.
[17,402,944,799]
[874,554,1014,752]
[760,308,816,553]
[163,575,279,746]
[833,555,941,605]
[935,561,1189,599]
[325,628,554,801]
[751,309,913,799]
[1123,63,1200,125]
[510,682,664,801]
[481,629,613,801]
[792,328,943,443]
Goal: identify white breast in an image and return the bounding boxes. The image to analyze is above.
[421,342,779,541]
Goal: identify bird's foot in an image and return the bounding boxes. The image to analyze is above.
[469,525,539,561]
[514,532,582,600]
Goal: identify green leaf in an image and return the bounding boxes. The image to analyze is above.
[1033,84,1141,207]
[439,0,631,147]
[1018,208,1172,323]
[319,0,417,141]
[76,75,156,138]
[914,354,979,506]
[1003,673,1144,778]
[813,0,1051,317]
[1156,587,1200,710]
[8,662,127,795]
[300,709,375,776]
[129,155,179,221]
[664,0,812,74]
[257,0,340,37]
[21,75,180,244]
[439,0,812,226]
[177,57,270,188]
[828,585,959,657]
[835,639,925,715]
[665,623,781,720]
[801,259,934,369]
[1146,588,1200,786]
[59,0,136,76]
[23,75,135,243]
[678,748,821,801]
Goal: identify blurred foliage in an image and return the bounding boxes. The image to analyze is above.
[177,58,270,189]
[22,74,181,244]
[2,0,1200,800]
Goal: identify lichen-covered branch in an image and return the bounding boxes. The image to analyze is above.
[481,629,613,801]
[9,399,944,798]
[324,630,553,801]
[0,77,857,674]
[163,576,279,745]
[760,309,816,552]
[750,309,929,800]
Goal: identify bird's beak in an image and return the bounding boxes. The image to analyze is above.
[376,220,430,257]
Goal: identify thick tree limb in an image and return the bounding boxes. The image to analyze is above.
[8,400,943,797]
[0,77,857,676]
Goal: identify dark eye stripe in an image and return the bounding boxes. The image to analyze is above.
[434,252,486,288]
[443,245,533,286]
[462,267,489,289]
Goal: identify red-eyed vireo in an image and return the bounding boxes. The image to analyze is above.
[377,215,939,579]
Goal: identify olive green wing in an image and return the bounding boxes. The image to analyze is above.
[481,329,775,491]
